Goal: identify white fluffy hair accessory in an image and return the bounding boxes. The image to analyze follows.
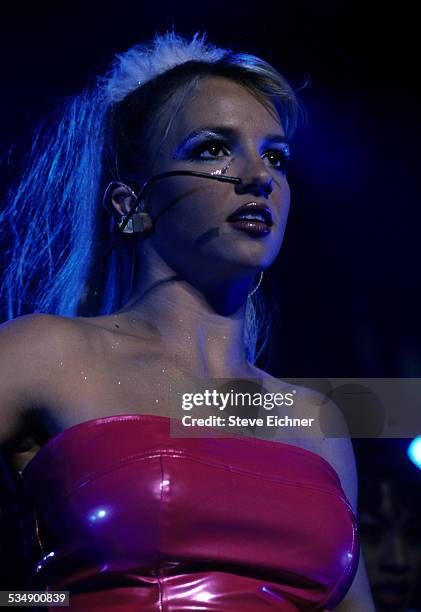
[103,31,228,104]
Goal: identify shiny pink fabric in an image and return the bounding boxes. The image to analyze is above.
[22,414,359,610]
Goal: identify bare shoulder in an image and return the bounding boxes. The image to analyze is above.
[1,311,81,339]
[0,313,92,447]
[0,313,93,365]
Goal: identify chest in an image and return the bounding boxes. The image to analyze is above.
[10,344,330,473]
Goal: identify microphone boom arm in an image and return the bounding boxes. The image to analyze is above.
[101,170,242,258]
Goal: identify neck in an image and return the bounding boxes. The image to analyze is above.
[115,247,256,378]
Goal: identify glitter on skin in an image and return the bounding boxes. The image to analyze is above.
[210,159,233,176]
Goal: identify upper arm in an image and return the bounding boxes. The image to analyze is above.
[313,400,375,611]
[0,313,71,448]
[321,434,375,610]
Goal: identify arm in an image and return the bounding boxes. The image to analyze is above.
[320,434,375,611]
[0,314,53,588]
[0,313,69,449]
[0,315,40,448]
[0,314,80,588]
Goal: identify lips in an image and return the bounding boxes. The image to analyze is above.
[226,202,273,226]
[226,202,273,236]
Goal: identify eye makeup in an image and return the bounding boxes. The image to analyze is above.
[173,126,291,172]
[190,139,230,161]
[173,129,227,159]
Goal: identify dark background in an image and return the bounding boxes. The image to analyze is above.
[0,0,419,378]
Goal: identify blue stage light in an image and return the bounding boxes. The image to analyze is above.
[407,437,421,470]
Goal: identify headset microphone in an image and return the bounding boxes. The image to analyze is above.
[102,170,242,259]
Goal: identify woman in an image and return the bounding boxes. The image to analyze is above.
[0,32,374,610]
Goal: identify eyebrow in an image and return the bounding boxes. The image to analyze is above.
[173,126,289,157]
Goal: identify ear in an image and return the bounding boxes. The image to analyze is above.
[110,183,138,216]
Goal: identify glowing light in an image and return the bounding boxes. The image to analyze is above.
[89,508,108,522]
[42,551,55,561]
[181,583,214,602]
[407,437,421,470]
[36,551,55,572]
[195,591,213,602]
[260,586,285,601]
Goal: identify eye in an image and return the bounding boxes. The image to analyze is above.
[263,147,291,172]
[192,140,230,162]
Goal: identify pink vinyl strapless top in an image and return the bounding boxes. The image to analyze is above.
[22,414,359,610]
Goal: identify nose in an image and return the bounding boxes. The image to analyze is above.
[234,156,274,199]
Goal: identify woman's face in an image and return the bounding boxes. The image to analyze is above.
[139,76,291,288]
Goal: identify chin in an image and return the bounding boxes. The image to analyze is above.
[218,240,281,268]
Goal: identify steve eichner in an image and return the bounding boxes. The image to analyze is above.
[179,388,315,428]
[181,413,315,428]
